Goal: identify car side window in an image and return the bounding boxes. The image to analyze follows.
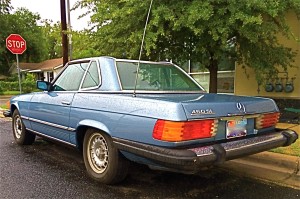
[81,61,100,89]
[52,62,89,91]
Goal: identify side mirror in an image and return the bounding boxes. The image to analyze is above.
[37,80,50,91]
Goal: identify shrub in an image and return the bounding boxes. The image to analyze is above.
[0,73,36,94]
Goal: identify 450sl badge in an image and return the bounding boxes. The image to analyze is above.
[191,109,215,116]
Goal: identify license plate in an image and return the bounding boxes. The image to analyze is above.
[226,119,247,139]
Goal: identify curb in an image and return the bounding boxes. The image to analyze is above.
[0,108,5,118]
[220,152,300,190]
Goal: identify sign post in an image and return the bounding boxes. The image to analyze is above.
[6,34,27,94]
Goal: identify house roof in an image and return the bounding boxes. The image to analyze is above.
[18,63,40,71]
[16,57,63,72]
[39,57,63,70]
[0,74,8,80]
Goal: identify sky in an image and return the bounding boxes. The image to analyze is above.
[10,0,90,30]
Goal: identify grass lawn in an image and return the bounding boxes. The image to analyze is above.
[0,104,8,109]
[0,91,21,95]
[270,138,300,157]
[270,123,300,157]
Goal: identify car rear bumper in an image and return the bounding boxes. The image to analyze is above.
[113,129,298,173]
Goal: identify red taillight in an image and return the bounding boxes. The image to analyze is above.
[256,112,280,129]
[153,119,218,142]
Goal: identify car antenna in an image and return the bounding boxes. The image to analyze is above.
[133,0,154,97]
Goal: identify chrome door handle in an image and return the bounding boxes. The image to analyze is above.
[61,101,71,105]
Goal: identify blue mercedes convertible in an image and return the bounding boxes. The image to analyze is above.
[6,56,298,184]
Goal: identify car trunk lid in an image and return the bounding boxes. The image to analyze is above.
[180,94,279,120]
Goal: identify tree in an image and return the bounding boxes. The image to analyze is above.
[41,22,99,60]
[0,0,11,14]
[76,0,300,93]
[0,0,12,74]
[41,20,63,59]
[71,30,100,59]
[0,7,48,74]
[11,8,48,62]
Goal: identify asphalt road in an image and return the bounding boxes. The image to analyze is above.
[0,118,299,199]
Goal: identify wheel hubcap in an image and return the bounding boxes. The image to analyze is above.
[87,133,109,174]
[14,116,22,139]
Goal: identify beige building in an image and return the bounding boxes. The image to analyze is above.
[235,12,300,99]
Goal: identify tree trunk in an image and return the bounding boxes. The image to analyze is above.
[208,59,218,93]
[4,54,11,75]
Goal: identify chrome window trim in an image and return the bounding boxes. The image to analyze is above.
[79,59,102,91]
[42,91,77,94]
[78,61,91,90]
[40,90,205,94]
[77,90,206,94]
[113,59,123,90]
[115,58,171,65]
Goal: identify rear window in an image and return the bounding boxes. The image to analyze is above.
[116,61,203,91]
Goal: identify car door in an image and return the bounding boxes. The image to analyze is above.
[28,61,90,143]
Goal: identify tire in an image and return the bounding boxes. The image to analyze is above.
[83,129,129,184]
[12,110,36,145]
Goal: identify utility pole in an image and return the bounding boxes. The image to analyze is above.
[60,0,68,66]
[67,0,72,60]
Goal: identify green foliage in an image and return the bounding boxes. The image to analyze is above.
[0,0,11,14]
[0,81,19,92]
[0,91,20,96]
[41,20,63,59]
[40,20,99,60]
[24,73,35,82]
[271,138,300,157]
[0,73,36,93]
[21,81,36,93]
[76,0,300,92]
[0,0,13,75]
[71,30,100,59]
[0,2,97,78]
[6,73,18,82]
[0,81,36,93]
[10,8,48,62]
[0,7,48,75]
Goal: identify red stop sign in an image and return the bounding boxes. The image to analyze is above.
[6,34,27,54]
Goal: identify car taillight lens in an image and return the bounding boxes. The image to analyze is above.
[153,119,218,142]
[256,112,280,129]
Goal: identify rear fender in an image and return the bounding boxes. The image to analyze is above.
[74,119,111,150]
[77,119,110,134]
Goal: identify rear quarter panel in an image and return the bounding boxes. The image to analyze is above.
[69,92,280,148]
[69,93,188,147]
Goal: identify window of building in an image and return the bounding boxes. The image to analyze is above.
[178,56,235,93]
[48,72,54,82]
